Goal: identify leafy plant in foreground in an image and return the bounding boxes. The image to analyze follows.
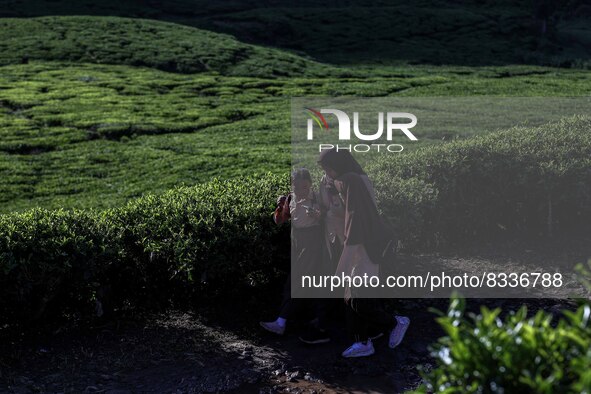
[417,288,591,393]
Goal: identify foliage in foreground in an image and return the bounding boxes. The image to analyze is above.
[416,292,591,394]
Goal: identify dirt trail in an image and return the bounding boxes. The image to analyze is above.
[1,298,572,394]
[0,248,583,393]
[0,305,440,394]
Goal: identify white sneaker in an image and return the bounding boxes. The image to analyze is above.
[389,315,410,348]
[342,339,375,358]
[259,321,285,335]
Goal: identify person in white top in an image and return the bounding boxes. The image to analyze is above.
[260,168,326,339]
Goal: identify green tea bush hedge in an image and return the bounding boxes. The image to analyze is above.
[0,173,290,325]
[1,116,590,326]
[369,115,591,248]
[416,297,591,393]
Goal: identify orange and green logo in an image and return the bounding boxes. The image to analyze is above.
[305,107,329,132]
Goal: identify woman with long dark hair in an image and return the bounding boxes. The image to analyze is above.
[317,148,410,358]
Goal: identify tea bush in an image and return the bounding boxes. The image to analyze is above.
[415,297,591,393]
[369,115,591,248]
[1,117,590,325]
[0,173,290,325]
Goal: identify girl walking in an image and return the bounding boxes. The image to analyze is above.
[260,168,326,338]
[317,148,410,358]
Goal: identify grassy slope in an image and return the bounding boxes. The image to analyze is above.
[0,16,331,77]
[2,0,591,67]
[2,60,591,213]
[1,15,591,213]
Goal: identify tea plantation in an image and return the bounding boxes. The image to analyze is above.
[2,17,591,213]
[2,116,590,326]
[1,5,591,392]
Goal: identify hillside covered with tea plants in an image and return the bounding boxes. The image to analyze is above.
[3,0,591,68]
[1,116,589,326]
[2,14,591,213]
[0,1,590,310]
[1,3,591,393]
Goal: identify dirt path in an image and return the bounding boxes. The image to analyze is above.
[0,305,441,394]
[1,248,583,393]
[1,298,574,394]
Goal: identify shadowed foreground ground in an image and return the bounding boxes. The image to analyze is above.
[0,305,438,393]
[1,307,436,393]
[1,250,580,393]
[0,298,573,394]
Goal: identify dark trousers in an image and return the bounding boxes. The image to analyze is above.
[279,273,329,329]
[279,224,328,328]
[346,292,396,342]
